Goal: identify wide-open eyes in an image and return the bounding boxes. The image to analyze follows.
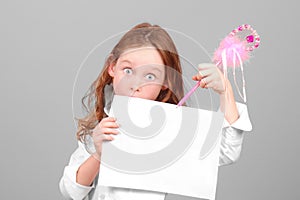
[123,68,133,75]
[123,67,158,82]
[145,73,156,81]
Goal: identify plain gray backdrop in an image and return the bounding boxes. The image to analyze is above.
[1,0,299,199]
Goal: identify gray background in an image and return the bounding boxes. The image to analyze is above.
[1,0,299,199]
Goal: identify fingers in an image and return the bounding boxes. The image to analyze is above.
[192,63,217,81]
[192,69,213,81]
[192,64,216,88]
[101,117,118,123]
[198,63,217,73]
[192,63,226,94]
[99,117,119,130]
[199,76,213,88]
[95,132,115,141]
[93,117,120,140]
[101,127,119,135]
[101,121,119,129]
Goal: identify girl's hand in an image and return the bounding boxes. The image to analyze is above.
[192,63,226,95]
[91,117,119,160]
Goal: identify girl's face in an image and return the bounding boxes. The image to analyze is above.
[108,48,166,100]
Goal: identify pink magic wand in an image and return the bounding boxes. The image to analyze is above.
[177,24,260,106]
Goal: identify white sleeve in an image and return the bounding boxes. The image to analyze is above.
[59,141,95,200]
[219,102,252,166]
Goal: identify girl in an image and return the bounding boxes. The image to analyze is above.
[59,22,252,200]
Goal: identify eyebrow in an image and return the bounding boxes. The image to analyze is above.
[118,58,164,73]
[118,59,132,65]
[149,67,163,73]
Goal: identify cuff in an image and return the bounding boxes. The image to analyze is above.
[60,164,95,199]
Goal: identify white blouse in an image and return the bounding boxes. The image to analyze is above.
[59,102,252,200]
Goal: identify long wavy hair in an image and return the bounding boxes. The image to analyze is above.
[77,22,184,142]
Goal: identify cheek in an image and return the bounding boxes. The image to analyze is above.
[112,75,133,96]
[112,76,123,93]
[144,85,163,99]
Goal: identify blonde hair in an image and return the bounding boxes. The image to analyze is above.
[77,22,184,141]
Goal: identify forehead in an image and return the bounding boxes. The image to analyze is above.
[117,48,164,66]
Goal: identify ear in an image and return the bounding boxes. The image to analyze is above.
[108,64,115,77]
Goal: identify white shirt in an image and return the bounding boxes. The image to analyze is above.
[59,100,252,200]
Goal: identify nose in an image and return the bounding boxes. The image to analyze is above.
[131,84,141,92]
[130,77,143,93]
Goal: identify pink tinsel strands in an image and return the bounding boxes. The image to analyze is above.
[213,36,250,67]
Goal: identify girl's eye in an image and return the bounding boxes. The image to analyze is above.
[123,68,133,75]
[145,73,156,81]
